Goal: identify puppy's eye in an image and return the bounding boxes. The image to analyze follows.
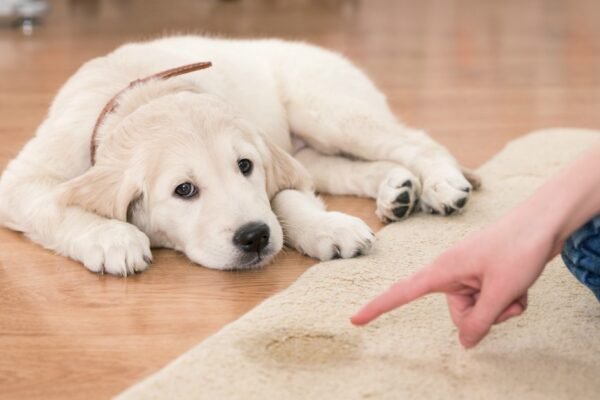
[174,182,198,199]
[238,158,253,176]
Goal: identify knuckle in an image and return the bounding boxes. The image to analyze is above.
[462,317,490,337]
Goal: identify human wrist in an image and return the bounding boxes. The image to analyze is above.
[518,170,597,257]
[509,182,571,257]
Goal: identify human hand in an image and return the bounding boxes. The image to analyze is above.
[351,208,558,348]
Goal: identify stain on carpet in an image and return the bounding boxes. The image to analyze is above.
[239,329,361,369]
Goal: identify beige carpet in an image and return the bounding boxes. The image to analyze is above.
[117,129,600,400]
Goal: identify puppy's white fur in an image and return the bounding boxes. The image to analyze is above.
[0,36,478,274]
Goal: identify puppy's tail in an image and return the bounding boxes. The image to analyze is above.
[461,166,482,190]
[0,182,7,227]
[0,172,14,228]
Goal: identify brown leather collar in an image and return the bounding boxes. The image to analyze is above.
[90,61,212,165]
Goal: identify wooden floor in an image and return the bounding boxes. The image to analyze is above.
[1,0,600,398]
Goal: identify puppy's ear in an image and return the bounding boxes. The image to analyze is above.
[262,139,314,199]
[59,166,142,221]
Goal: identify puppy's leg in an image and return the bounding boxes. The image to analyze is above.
[295,147,421,222]
[271,189,375,260]
[0,177,152,276]
[276,47,478,215]
[288,95,477,216]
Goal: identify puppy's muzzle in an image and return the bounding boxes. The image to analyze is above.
[233,222,270,254]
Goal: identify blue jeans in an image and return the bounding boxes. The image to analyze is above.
[561,215,600,302]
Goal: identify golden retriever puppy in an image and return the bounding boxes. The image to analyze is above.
[0,36,479,275]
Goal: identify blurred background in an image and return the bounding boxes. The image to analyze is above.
[2,0,600,169]
[2,1,600,399]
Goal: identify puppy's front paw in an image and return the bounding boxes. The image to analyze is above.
[376,168,422,223]
[72,221,152,276]
[294,212,375,261]
[420,168,472,216]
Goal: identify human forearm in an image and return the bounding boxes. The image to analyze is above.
[515,142,600,255]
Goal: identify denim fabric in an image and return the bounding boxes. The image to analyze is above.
[561,215,600,302]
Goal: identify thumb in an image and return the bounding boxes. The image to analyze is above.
[458,291,505,348]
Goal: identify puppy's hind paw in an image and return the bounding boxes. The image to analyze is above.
[376,168,421,223]
[420,168,473,216]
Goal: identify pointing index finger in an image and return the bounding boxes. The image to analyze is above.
[350,266,446,325]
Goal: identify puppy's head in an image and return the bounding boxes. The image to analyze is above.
[61,89,312,270]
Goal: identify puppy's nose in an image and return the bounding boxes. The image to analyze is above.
[233,222,270,253]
